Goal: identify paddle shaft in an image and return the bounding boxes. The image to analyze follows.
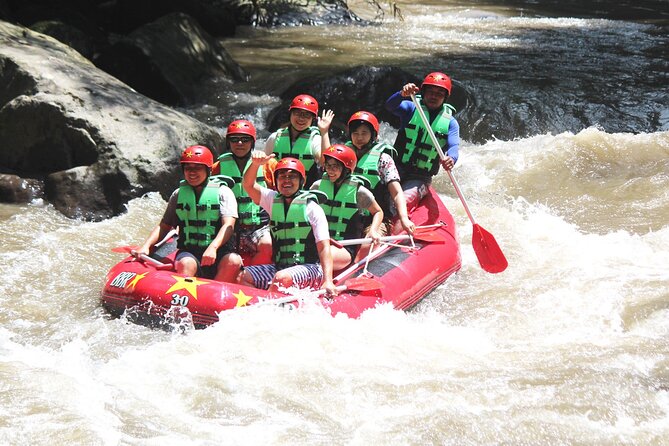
[335,234,415,247]
[410,94,477,225]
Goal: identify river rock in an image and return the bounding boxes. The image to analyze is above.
[266,65,471,141]
[94,12,247,106]
[0,173,43,203]
[0,20,225,220]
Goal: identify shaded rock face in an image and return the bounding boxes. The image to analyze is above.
[246,0,362,27]
[94,13,247,106]
[0,21,224,220]
[267,66,472,142]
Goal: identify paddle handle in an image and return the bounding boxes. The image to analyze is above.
[409,94,477,226]
[332,234,414,247]
[131,250,173,270]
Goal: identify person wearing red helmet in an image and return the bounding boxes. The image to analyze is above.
[318,110,416,239]
[212,120,272,266]
[238,151,337,296]
[136,145,242,281]
[263,94,324,186]
[385,71,461,211]
[310,144,384,270]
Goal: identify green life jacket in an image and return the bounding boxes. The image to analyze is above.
[396,95,455,177]
[175,178,224,249]
[349,141,396,219]
[270,190,322,267]
[274,126,319,172]
[274,126,321,186]
[216,153,268,228]
[317,175,365,241]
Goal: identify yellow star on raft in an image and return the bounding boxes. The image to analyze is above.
[165,275,209,300]
[127,272,147,290]
[233,289,254,307]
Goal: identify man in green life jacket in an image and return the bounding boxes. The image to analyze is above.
[237,154,337,296]
[385,72,461,211]
[137,146,242,282]
[212,119,272,266]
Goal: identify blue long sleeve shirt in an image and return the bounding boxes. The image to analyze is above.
[384,91,460,164]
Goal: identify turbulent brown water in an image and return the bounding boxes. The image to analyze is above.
[1,1,668,444]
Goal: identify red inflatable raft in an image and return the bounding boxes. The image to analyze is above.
[101,186,461,329]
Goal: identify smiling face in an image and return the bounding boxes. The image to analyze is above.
[323,157,344,183]
[275,169,301,196]
[290,109,315,132]
[182,163,209,187]
[422,85,448,110]
[227,134,254,157]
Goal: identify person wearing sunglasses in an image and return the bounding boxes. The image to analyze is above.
[212,120,273,266]
[238,153,337,297]
[384,72,460,212]
[263,94,324,187]
[310,144,384,270]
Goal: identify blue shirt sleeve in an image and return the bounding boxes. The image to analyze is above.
[446,117,460,164]
[386,91,461,165]
[384,91,415,130]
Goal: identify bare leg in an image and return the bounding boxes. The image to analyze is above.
[214,253,243,282]
[175,257,198,276]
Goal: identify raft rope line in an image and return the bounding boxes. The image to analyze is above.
[338,221,445,281]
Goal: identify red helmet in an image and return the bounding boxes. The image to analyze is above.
[180,145,213,168]
[226,119,256,140]
[323,144,357,171]
[274,157,306,185]
[421,72,452,95]
[289,94,318,116]
[347,110,379,136]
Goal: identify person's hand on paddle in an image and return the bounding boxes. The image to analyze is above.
[318,109,334,135]
[440,155,455,171]
[400,216,415,234]
[401,83,420,98]
[320,278,338,298]
[367,227,382,246]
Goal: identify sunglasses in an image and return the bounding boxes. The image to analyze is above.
[228,136,253,144]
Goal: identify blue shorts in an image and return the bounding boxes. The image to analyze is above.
[244,263,324,290]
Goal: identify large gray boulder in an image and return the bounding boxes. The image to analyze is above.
[0,20,225,220]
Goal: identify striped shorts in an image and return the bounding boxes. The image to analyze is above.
[244,263,324,290]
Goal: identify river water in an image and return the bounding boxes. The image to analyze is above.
[1,1,668,444]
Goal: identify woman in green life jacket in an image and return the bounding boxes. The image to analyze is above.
[263,94,323,187]
[310,144,384,270]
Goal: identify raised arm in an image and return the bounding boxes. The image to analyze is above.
[243,150,274,204]
[317,109,335,153]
